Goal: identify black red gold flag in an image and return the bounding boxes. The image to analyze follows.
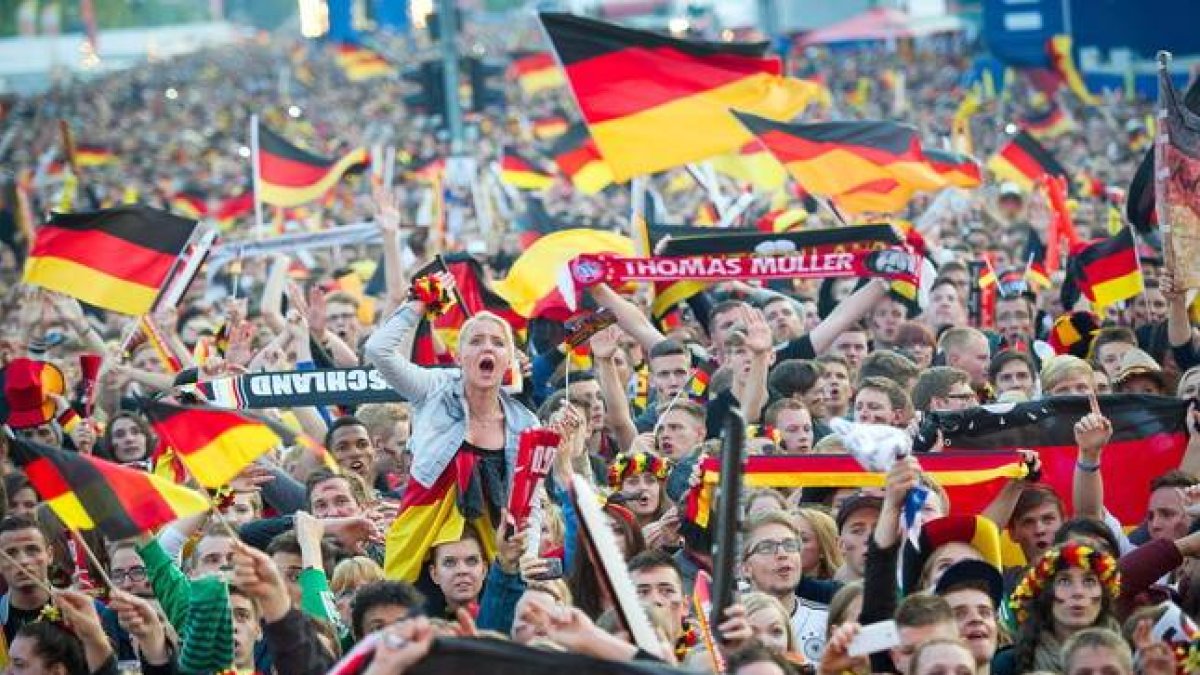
[924,148,983,188]
[1063,227,1143,307]
[733,112,945,198]
[540,12,818,180]
[257,123,369,207]
[500,148,555,191]
[986,130,1068,191]
[23,205,196,315]
[917,395,1186,524]
[508,51,565,95]
[550,123,615,195]
[143,399,283,488]
[12,436,210,541]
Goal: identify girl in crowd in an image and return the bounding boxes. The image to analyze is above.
[793,508,842,581]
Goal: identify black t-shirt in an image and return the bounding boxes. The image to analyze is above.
[5,603,44,644]
[776,334,817,362]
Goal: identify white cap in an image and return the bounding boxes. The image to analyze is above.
[999,182,1023,197]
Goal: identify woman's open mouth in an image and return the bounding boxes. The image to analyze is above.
[479,356,496,374]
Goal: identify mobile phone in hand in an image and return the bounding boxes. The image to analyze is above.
[528,558,563,581]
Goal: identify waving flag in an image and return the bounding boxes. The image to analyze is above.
[550,123,616,194]
[143,400,283,488]
[493,228,634,321]
[1065,227,1144,307]
[917,395,1187,524]
[1021,100,1075,140]
[333,44,396,81]
[508,51,565,95]
[409,254,527,365]
[1048,35,1098,105]
[925,148,983,188]
[13,437,210,540]
[500,148,555,190]
[987,130,1068,191]
[541,12,818,180]
[734,113,946,198]
[256,123,369,207]
[23,205,196,315]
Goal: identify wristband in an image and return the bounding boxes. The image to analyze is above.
[1076,458,1101,473]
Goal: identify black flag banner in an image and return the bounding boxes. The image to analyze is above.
[189,367,404,409]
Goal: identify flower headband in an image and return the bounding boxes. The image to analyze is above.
[607,451,672,488]
[1008,542,1120,623]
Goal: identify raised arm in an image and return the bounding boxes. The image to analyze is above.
[586,283,665,354]
[1161,268,1196,349]
[808,278,888,355]
[363,277,451,404]
[374,185,409,317]
[591,326,638,451]
[261,254,290,333]
[731,306,771,423]
[1072,394,1113,521]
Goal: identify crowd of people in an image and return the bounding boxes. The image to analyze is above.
[0,7,1195,675]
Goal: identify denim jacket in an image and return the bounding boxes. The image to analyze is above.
[364,304,538,489]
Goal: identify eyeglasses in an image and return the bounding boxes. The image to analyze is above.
[748,538,801,557]
[946,391,979,402]
[110,567,147,583]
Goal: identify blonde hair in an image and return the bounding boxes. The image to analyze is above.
[741,592,797,652]
[1040,355,1094,395]
[459,311,517,364]
[355,403,410,440]
[794,507,844,579]
[330,556,385,594]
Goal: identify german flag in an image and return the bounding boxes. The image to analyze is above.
[541,12,818,181]
[986,130,1067,191]
[23,205,196,316]
[709,139,787,192]
[756,207,807,233]
[834,178,914,214]
[333,44,396,82]
[257,123,370,207]
[12,437,210,541]
[687,452,1027,529]
[920,395,1185,524]
[508,51,565,96]
[531,114,570,141]
[406,156,445,183]
[214,192,254,231]
[171,189,208,219]
[1048,35,1098,105]
[1021,101,1075,140]
[550,124,615,195]
[1067,227,1143,307]
[735,112,946,198]
[924,148,983,188]
[1025,260,1051,289]
[75,144,115,167]
[143,400,283,488]
[500,147,555,190]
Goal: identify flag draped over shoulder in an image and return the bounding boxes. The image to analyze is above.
[257,123,370,207]
[987,130,1068,191]
[23,205,196,315]
[550,124,616,195]
[493,228,634,321]
[917,395,1188,524]
[540,12,817,180]
[12,437,210,540]
[687,453,1027,528]
[734,113,946,201]
[1065,227,1144,307]
[143,400,283,488]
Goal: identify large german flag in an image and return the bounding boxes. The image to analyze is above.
[550,123,615,194]
[257,123,369,207]
[925,148,982,189]
[23,205,196,315]
[986,130,1068,191]
[1067,227,1143,307]
[919,395,1185,524]
[500,147,555,190]
[541,12,818,180]
[508,51,565,96]
[12,437,210,541]
[143,400,283,488]
[734,112,946,197]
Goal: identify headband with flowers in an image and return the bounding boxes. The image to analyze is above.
[607,451,672,488]
[1008,541,1120,623]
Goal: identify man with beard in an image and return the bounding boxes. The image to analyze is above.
[935,560,1004,675]
[740,510,841,662]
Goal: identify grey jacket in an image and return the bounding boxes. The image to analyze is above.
[364,304,538,489]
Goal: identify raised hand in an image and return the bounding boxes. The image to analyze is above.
[109,589,169,665]
[818,622,870,675]
[362,616,435,675]
[738,305,773,354]
[589,325,622,360]
[373,185,403,234]
[230,541,290,623]
[1074,390,1112,458]
[307,285,328,339]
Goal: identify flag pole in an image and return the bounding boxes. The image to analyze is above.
[69,528,115,590]
[250,114,266,242]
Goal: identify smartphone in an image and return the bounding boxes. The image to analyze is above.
[528,558,563,582]
[847,620,901,657]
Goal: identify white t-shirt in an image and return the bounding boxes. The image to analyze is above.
[791,597,830,662]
